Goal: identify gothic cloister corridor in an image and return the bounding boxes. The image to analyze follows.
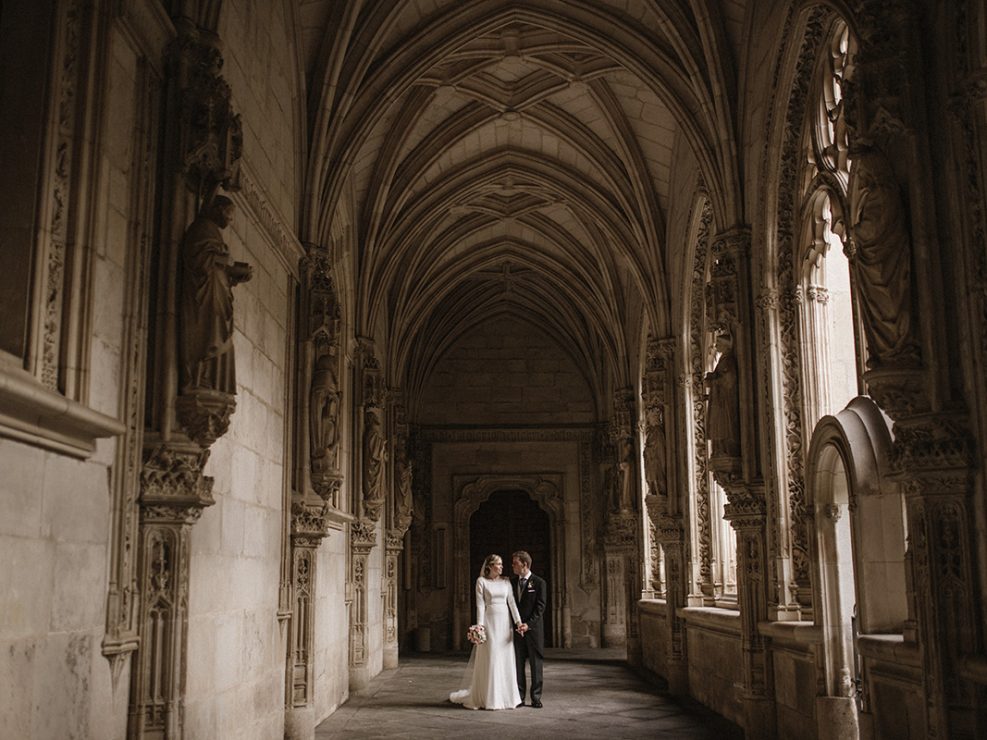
[2,1,987,739]
[313,651,742,739]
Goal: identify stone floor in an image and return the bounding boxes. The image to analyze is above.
[315,649,743,739]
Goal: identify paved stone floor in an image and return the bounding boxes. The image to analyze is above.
[315,649,742,739]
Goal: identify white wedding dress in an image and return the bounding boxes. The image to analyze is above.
[449,577,522,710]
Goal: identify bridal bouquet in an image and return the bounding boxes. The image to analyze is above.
[466,624,486,645]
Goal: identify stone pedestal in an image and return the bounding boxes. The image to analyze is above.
[816,696,859,740]
[284,705,316,740]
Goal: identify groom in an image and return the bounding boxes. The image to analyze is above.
[511,550,546,708]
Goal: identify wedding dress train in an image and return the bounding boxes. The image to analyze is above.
[449,577,522,710]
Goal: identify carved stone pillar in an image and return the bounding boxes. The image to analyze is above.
[721,478,776,740]
[348,518,377,690]
[382,399,413,668]
[284,245,345,740]
[845,3,985,736]
[130,447,213,737]
[131,20,247,739]
[284,502,330,740]
[383,531,404,669]
[602,390,641,655]
[642,335,689,692]
[349,343,384,689]
[892,418,981,738]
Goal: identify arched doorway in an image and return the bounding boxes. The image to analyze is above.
[469,490,552,644]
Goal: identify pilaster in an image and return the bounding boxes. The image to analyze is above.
[130,17,247,738]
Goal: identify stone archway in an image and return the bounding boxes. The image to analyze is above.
[469,490,553,643]
[806,396,901,740]
[451,474,569,650]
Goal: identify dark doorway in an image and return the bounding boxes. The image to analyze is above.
[469,490,552,645]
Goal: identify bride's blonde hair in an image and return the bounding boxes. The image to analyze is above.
[480,554,503,578]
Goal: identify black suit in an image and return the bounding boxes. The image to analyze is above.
[511,572,546,704]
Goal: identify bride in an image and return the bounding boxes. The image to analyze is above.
[449,554,523,710]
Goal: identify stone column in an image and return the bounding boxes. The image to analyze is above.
[131,19,248,739]
[382,399,413,668]
[602,390,641,655]
[131,447,214,738]
[284,503,331,740]
[349,343,384,689]
[706,225,776,737]
[721,480,775,740]
[348,518,377,690]
[843,2,985,734]
[642,336,689,693]
[284,246,344,740]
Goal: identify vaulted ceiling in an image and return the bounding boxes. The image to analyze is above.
[299,1,747,406]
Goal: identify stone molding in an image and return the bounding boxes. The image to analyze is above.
[451,473,568,649]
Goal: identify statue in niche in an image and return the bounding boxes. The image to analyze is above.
[310,341,340,472]
[616,436,634,511]
[179,195,252,393]
[363,409,386,514]
[602,460,617,513]
[705,324,741,461]
[643,404,667,497]
[846,147,919,367]
[396,443,413,529]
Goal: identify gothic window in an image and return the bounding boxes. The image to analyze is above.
[800,18,864,429]
[705,331,738,602]
[686,196,737,607]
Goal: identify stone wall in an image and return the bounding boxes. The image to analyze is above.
[419,316,596,425]
[182,221,291,738]
[0,442,123,739]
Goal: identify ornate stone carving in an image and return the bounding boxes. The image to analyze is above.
[178,196,252,393]
[291,500,330,546]
[604,509,638,550]
[394,438,414,534]
[306,248,341,479]
[689,198,714,593]
[846,147,920,368]
[172,28,242,201]
[289,548,314,707]
[362,407,386,522]
[610,390,636,512]
[176,196,251,447]
[351,518,377,551]
[890,418,973,475]
[705,324,742,470]
[642,336,674,500]
[139,444,214,524]
[579,440,597,587]
[174,390,236,449]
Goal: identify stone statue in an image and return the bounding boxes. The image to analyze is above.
[310,342,340,470]
[847,148,919,367]
[705,325,741,461]
[396,444,413,529]
[616,436,634,511]
[179,196,252,392]
[643,405,667,497]
[363,409,386,515]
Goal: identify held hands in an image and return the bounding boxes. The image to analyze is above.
[515,623,529,635]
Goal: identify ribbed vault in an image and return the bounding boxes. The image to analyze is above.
[302,0,743,408]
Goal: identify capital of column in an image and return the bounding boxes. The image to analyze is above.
[291,498,331,547]
[140,443,214,524]
[351,518,378,553]
[721,480,768,529]
[890,415,973,494]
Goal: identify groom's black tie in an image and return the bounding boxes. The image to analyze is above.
[518,576,527,599]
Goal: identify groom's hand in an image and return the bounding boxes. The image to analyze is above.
[517,623,528,634]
